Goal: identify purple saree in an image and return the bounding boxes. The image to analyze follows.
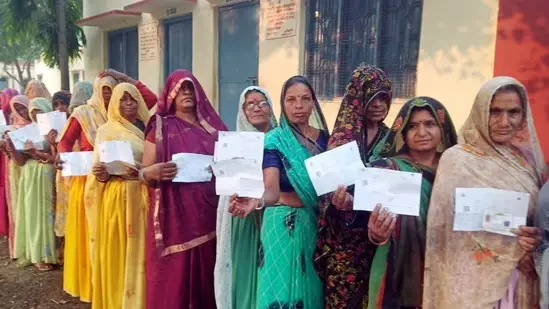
[145,70,227,309]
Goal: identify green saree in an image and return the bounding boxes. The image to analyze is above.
[257,76,328,309]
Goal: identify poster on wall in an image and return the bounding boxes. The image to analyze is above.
[265,0,297,40]
[139,22,159,61]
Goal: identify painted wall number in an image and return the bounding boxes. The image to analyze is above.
[166,8,177,16]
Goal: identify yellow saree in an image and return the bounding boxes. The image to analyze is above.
[60,76,117,302]
[86,83,149,309]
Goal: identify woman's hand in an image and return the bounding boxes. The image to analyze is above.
[24,140,38,157]
[92,162,109,181]
[122,166,139,180]
[228,194,258,218]
[513,226,542,252]
[368,204,397,244]
[331,185,353,211]
[54,154,64,170]
[46,129,58,146]
[143,162,178,182]
[4,136,15,153]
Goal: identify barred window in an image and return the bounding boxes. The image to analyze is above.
[305,0,423,99]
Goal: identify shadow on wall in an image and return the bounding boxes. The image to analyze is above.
[493,0,549,157]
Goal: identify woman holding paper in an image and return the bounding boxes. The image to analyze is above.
[86,83,150,309]
[314,64,394,308]
[331,97,457,308]
[214,86,278,309]
[0,94,29,258]
[230,76,329,309]
[423,77,546,308]
[52,90,72,115]
[140,69,227,309]
[0,88,19,237]
[13,97,57,271]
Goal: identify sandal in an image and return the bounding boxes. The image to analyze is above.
[35,263,54,271]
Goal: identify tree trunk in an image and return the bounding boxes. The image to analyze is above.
[56,0,70,90]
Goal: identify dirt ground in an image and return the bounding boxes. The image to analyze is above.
[0,237,90,309]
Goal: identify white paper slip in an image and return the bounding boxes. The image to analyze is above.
[216,131,265,163]
[172,153,214,183]
[98,141,136,175]
[212,158,264,198]
[60,152,93,176]
[7,123,45,150]
[0,125,13,140]
[453,188,529,236]
[36,111,67,140]
[353,168,422,216]
[304,141,365,196]
[0,111,6,126]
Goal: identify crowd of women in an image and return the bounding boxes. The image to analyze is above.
[0,63,547,309]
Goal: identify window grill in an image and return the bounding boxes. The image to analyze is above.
[305,0,423,100]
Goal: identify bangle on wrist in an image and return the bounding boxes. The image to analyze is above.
[255,198,265,210]
[368,229,389,246]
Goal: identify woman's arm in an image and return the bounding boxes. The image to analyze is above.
[263,167,280,205]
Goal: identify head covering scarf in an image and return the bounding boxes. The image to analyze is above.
[1,88,19,124]
[214,86,277,308]
[366,97,457,309]
[52,90,71,108]
[375,96,458,158]
[60,75,118,146]
[9,95,31,129]
[424,77,546,309]
[87,75,118,121]
[329,63,392,162]
[24,80,52,101]
[68,81,93,113]
[236,86,278,132]
[85,82,150,309]
[154,69,226,134]
[28,97,53,120]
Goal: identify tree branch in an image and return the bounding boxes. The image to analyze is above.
[3,63,21,85]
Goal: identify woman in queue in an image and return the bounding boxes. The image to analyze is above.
[331,97,457,308]
[230,76,329,309]
[13,98,57,271]
[25,80,52,101]
[423,77,546,308]
[86,83,150,309]
[141,69,227,309]
[0,89,19,240]
[215,86,278,309]
[1,95,30,258]
[315,64,393,308]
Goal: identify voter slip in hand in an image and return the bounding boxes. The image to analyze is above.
[7,123,45,151]
[353,168,422,216]
[98,141,136,175]
[172,153,214,183]
[36,111,67,141]
[305,141,365,196]
[60,151,94,177]
[453,188,529,236]
[212,131,265,198]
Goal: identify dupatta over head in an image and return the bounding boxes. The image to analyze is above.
[1,89,19,124]
[9,95,31,129]
[68,81,93,113]
[151,69,228,257]
[423,77,547,309]
[25,80,52,101]
[29,97,53,116]
[60,75,118,146]
[328,63,392,162]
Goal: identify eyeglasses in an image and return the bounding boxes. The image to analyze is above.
[244,100,270,111]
